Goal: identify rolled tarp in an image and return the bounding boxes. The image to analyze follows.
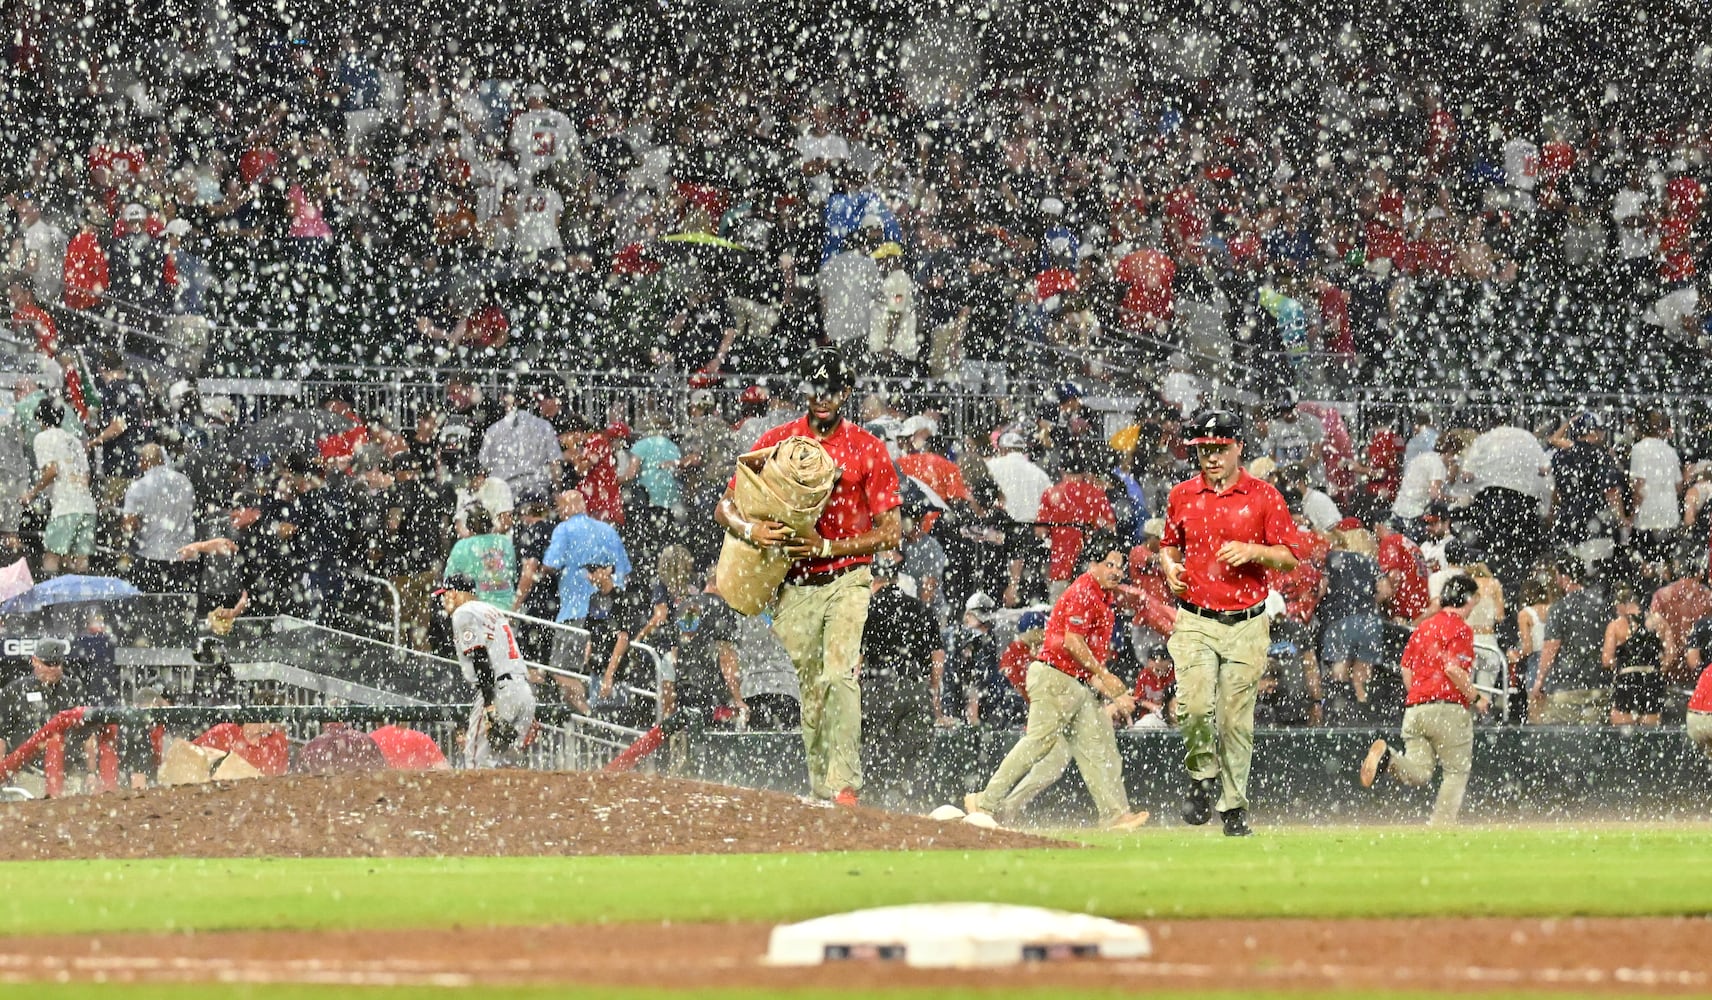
[715,436,839,615]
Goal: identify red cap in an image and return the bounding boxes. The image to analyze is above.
[740,384,769,405]
[605,420,632,441]
[1333,517,1364,532]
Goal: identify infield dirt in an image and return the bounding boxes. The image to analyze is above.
[0,769,1058,859]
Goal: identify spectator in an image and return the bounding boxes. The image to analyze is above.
[1628,411,1682,567]
[1318,525,1389,722]
[443,505,517,611]
[21,396,95,577]
[1531,559,1612,725]
[121,443,196,594]
[984,430,1052,524]
[1549,412,1625,562]
[574,558,652,727]
[1036,445,1117,600]
[0,638,79,759]
[542,488,630,672]
[1391,431,1461,542]
[860,558,946,806]
[478,389,560,498]
[1602,585,1664,727]
[454,461,514,534]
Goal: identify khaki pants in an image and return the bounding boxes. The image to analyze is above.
[1169,608,1269,812]
[1537,688,1610,725]
[1389,701,1475,825]
[974,661,1129,824]
[773,568,871,798]
[1688,711,1712,759]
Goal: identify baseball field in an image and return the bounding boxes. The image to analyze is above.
[0,769,1705,998]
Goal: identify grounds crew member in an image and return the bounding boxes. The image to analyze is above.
[1361,572,1489,824]
[963,533,1151,830]
[1690,654,1712,758]
[437,573,536,768]
[714,349,901,806]
[1161,408,1305,837]
[0,637,79,757]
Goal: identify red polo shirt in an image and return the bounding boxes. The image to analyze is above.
[1402,609,1475,708]
[1162,469,1304,612]
[1040,571,1114,681]
[1378,531,1430,622]
[748,416,901,581]
[1690,662,1712,713]
[1038,477,1115,581]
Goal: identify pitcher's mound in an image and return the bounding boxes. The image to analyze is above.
[0,770,1062,859]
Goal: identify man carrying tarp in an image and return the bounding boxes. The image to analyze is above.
[714,350,901,806]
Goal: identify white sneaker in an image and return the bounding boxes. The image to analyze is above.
[928,804,967,821]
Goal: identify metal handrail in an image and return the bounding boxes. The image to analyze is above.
[495,607,663,713]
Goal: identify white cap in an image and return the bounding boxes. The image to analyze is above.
[525,83,549,99]
[202,394,236,420]
[122,203,147,221]
[899,415,937,439]
[164,218,191,237]
[167,379,192,403]
[689,388,715,406]
[1039,196,1065,216]
[997,431,1027,450]
[964,591,997,621]
[896,574,919,599]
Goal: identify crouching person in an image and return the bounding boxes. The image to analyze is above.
[438,574,536,768]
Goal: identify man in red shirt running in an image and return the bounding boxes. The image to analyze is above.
[714,350,901,806]
[1161,409,1305,837]
[1361,573,1489,824]
[963,533,1150,830]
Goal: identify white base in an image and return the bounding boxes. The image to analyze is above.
[927,804,966,821]
[765,902,1152,968]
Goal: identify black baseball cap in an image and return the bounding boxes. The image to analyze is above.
[1185,408,1244,446]
[33,637,69,665]
[432,574,479,596]
[799,348,854,395]
[1145,643,1170,660]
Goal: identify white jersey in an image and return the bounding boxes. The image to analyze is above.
[451,600,527,686]
[509,108,578,175]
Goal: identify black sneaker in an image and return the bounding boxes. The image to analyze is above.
[1221,807,1253,837]
[1181,776,1219,826]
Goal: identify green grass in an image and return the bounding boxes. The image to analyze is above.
[1,825,1708,936]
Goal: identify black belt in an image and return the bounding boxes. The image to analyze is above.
[496,673,519,683]
[790,564,865,587]
[1177,599,1267,626]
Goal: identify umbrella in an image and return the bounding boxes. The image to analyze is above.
[0,575,141,614]
[228,408,351,460]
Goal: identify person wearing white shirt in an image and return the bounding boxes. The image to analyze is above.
[455,464,515,534]
[511,184,564,255]
[1302,487,1343,534]
[122,444,197,594]
[1392,436,1463,540]
[1462,423,1552,599]
[22,397,96,576]
[479,398,560,497]
[984,432,1053,523]
[507,85,579,177]
[1629,411,1683,564]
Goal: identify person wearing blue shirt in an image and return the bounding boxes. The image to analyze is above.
[543,488,631,676]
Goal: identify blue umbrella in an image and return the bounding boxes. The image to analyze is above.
[0,575,142,614]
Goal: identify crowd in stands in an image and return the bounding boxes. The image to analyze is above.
[4,2,1712,777]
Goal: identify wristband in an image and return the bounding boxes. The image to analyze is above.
[744,522,754,542]
[820,538,832,558]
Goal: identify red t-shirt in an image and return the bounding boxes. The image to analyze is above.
[1402,609,1475,708]
[10,304,57,355]
[193,723,291,776]
[1114,248,1176,330]
[1162,470,1305,612]
[897,452,971,502]
[1040,571,1115,681]
[747,416,901,581]
[1689,662,1712,713]
[62,231,108,310]
[1038,478,1116,582]
[1379,532,1430,622]
[317,416,369,462]
[1132,662,1175,705]
[578,433,625,526]
[369,725,450,769]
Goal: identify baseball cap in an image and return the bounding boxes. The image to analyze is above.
[997,431,1028,450]
[1333,516,1365,532]
[1016,610,1049,633]
[799,348,854,395]
[899,415,938,439]
[1421,500,1452,523]
[871,241,903,260]
[605,420,632,442]
[739,384,769,405]
[432,574,479,596]
[1184,408,1243,445]
[1145,642,1170,659]
[1053,381,1083,403]
[122,203,147,222]
[689,388,715,407]
[1569,411,1604,435]
[32,637,69,665]
[964,592,997,622]
[525,83,549,99]
[164,217,192,237]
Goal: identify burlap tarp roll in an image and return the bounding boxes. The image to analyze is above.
[715,436,839,615]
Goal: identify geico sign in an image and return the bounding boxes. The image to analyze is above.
[1,638,42,658]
